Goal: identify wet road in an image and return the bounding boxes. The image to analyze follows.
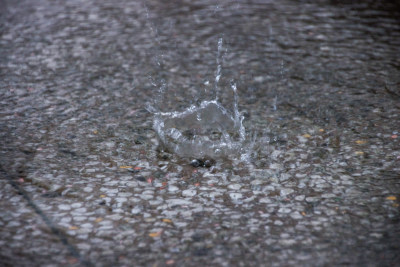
[1,0,400,266]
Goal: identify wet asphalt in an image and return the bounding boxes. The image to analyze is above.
[1,0,400,266]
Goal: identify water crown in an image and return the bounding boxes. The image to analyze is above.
[150,39,254,162]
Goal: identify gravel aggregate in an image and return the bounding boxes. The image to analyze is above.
[1,0,400,266]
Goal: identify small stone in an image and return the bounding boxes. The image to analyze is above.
[259,197,271,204]
[60,217,72,223]
[13,235,24,241]
[174,222,188,228]
[73,216,87,222]
[297,135,308,143]
[278,207,291,213]
[280,188,294,196]
[251,179,264,185]
[77,243,91,250]
[7,221,21,227]
[168,185,179,192]
[290,212,303,220]
[81,223,93,229]
[149,200,162,206]
[59,204,71,211]
[116,197,127,203]
[254,76,265,82]
[305,196,319,202]
[229,193,243,200]
[228,184,241,190]
[83,187,93,193]
[182,189,197,197]
[118,192,133,198]
[104,142,115,148]
[321,193,335,198]
[279,239,296,246]
[74,207,87,213]
[370,232,383,238]
[131,207,142,215]
[71,203,82,208]
[140,194,153,200]
[167,199,192,206]
[279,173,290,182]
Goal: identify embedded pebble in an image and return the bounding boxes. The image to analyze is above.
[182,189,197,197]
[250,179,264,185]
[280,188,294,196]
[278,207,291,213]
[83,187,93,193]
[73,216,87,222]
[140,194,154,200]
[71,203,82,208]
[321,193,336,198]
[259,197,272,204]
[167,199,192,206]
[81,223,93,229]
[290,211,303,220]
[7,221,21,227]
[295,195,305,201]
[305,197,319,202]
[131,207,142,215]
[228,184,241,190]
[168,185,179,192]
[58,204,71,211]
[116,197,127,203]
[229,193,243,200]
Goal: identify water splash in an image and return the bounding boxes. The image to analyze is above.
[214,37,224,100]
[149,39,254,162]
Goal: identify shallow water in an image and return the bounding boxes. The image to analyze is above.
[1,0,400,266]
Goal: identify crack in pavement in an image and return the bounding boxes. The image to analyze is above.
[0,165,93,267]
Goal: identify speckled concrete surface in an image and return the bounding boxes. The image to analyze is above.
[1,0,400,266]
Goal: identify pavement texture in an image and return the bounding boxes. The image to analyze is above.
[1,0,400,266]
